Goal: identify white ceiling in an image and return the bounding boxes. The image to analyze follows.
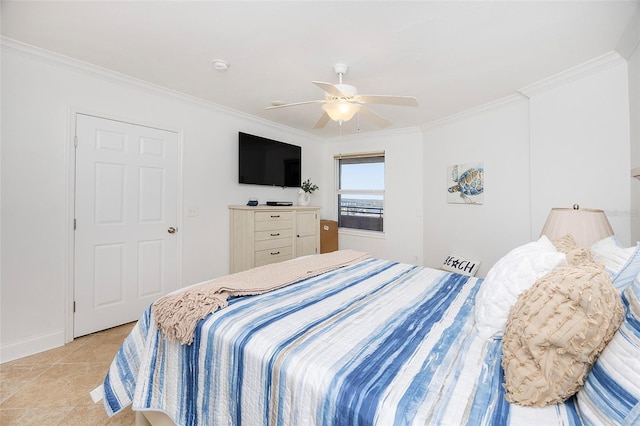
[2,1,638,138]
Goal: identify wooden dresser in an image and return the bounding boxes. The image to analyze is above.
[229,205,321,273]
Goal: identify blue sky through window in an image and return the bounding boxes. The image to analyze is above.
[340,163,384,191]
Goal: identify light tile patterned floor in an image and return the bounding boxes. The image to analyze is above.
[0,322,137,425]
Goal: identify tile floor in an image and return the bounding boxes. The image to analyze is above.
[0,322,137,425]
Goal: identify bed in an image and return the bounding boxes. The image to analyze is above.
[95,239,640,426]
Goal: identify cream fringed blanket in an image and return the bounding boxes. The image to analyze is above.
[152,250,371,345]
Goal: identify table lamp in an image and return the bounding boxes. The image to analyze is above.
[540,204,614,248]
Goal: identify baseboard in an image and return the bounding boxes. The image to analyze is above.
[0,329,65,364]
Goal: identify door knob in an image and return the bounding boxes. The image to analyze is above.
[167,227,177,234]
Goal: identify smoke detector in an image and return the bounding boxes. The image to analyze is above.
[212,59,229,71]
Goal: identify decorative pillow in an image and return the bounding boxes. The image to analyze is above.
[576,272,640,425]
[591,236,640,291]
[474,236,567,340]
[552,234,578,253]
[553,234,593,266]
[441,253,481,276]
[502,262,623,407]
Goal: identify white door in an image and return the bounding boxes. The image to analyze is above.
[74,114,179,337]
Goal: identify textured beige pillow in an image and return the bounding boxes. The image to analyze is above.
[552,234,578,253]
[502,261,623,407]
[552,234,592,266]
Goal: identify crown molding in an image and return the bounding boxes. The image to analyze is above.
[518,51,625,98]
[1,36,629,142]
[419,50,626,131]
[420,94,526,131]
[0,37,320,142]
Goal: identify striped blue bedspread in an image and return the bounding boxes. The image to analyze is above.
[102,258,583,425]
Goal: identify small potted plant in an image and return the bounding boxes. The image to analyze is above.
[298,178,318,205]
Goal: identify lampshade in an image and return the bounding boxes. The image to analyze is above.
[322,99,361,123]
[540,206,614,248]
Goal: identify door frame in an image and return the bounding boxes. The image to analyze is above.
[64,108,184,343]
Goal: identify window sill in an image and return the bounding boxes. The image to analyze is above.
[338,228,386,239]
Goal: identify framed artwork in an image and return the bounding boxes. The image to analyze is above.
[447,162,484,204]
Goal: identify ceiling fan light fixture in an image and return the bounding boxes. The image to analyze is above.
[265,63,416,129]
[322,99,361,123]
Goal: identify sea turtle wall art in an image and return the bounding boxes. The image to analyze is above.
[447,162,484,204]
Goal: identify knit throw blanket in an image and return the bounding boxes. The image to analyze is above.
[152,250,372,345]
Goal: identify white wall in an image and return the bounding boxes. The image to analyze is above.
[529,61,631,245]
[616,7,640,244]
[627,30,640,244]
[422,98,532,277]
[320,130,424,265]
[421,58,632,278]
[0,42,323,362]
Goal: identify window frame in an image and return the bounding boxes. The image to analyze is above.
[334,151,385,236]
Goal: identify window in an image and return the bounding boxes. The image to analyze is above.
[336,152,385,233]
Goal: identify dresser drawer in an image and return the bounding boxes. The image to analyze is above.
[255,211,293,222]
[255,245,293,263]
[254,238,292,252]
[255,228,293,241]
[255,220,293,232]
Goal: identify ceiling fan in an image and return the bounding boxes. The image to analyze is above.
[265,63,418,129]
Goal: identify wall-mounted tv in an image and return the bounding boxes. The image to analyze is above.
[238,132,301,188]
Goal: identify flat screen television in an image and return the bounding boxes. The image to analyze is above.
[238,132,301,188]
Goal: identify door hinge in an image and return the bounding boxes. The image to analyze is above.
[73,219,77,230]
[73,301,76,313]
[74,135,78,148]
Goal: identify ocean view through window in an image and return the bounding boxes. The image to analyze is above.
[336,152,385,232]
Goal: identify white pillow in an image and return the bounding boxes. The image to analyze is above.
[474,235,566,340]
[441,253,481,277]
[591,236,635,272]
[591,236,640,291]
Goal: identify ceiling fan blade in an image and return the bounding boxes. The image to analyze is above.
[312,112,331,129]
[356,95,418,107]
[359,106,392,128]
[265,100,323,110]
[312,81,344,97]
